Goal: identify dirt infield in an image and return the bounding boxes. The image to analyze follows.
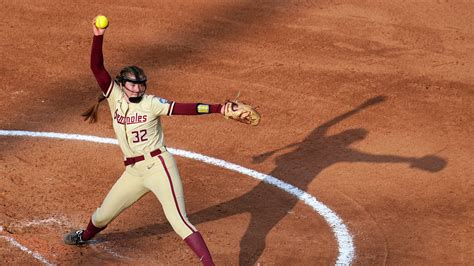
[1,1,473,265]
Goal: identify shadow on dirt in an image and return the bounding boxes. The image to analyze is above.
[100,95,447,264]
[122,1,288,70]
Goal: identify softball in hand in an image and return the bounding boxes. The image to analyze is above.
[95,15,109,29]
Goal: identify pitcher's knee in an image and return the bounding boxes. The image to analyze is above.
[92,208,114,228]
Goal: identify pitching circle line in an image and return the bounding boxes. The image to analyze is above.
[0,130,355,265]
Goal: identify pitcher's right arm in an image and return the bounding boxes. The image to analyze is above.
[90,18,112,95]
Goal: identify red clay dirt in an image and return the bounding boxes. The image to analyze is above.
[1,1,473,265]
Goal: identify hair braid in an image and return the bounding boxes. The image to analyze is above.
[81,94,106,123]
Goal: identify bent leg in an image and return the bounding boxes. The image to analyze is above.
[92,170,149,230]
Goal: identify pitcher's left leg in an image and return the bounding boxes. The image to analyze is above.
[144,153,214,266]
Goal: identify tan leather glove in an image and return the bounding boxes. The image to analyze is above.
[223,100,261,126]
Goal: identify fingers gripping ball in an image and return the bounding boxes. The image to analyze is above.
[223,100,261,126]
[95,15,109,29]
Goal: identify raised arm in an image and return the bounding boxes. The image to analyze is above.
[81,17,113,123]
[171,101,260,125]
[90,17,112,94]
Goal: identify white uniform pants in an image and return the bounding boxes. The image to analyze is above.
[91,151,197,239]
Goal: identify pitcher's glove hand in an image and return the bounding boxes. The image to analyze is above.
[223,100,261,126]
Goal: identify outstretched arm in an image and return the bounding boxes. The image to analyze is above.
[171,103,224,115]
[90,17,112,94]
[171,100,260,125]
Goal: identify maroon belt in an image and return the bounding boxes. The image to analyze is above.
[124,147,166,166]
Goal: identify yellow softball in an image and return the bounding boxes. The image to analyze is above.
[95,15,109,29]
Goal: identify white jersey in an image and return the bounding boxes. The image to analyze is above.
[103,81,175,158]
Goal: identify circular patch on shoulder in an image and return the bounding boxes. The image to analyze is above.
[154,96,169,104]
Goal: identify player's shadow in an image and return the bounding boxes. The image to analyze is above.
[101,95,447,264]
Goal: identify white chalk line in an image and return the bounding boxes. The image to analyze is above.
[91,245,132,260]
[0,226,55,266]
[9,216,69,228]
[3,216,132,262]
[0,130,355,265]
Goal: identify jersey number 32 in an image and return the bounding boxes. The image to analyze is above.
[132,130,148,143]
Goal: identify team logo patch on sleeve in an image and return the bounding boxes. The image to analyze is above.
[154,97,169,104]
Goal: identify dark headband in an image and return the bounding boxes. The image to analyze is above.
[123,66,147,84]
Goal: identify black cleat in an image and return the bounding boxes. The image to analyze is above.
[64,230,87,245]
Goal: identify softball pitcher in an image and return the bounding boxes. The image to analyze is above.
[63,16,260,266]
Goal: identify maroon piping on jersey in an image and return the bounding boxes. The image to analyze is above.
[157,155,196,233]
[167,102,175,116]
[104,81,114,98]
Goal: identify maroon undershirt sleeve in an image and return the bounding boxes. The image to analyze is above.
[90,35,112,94]
[91,35,221,114]
[172,103,222,115]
